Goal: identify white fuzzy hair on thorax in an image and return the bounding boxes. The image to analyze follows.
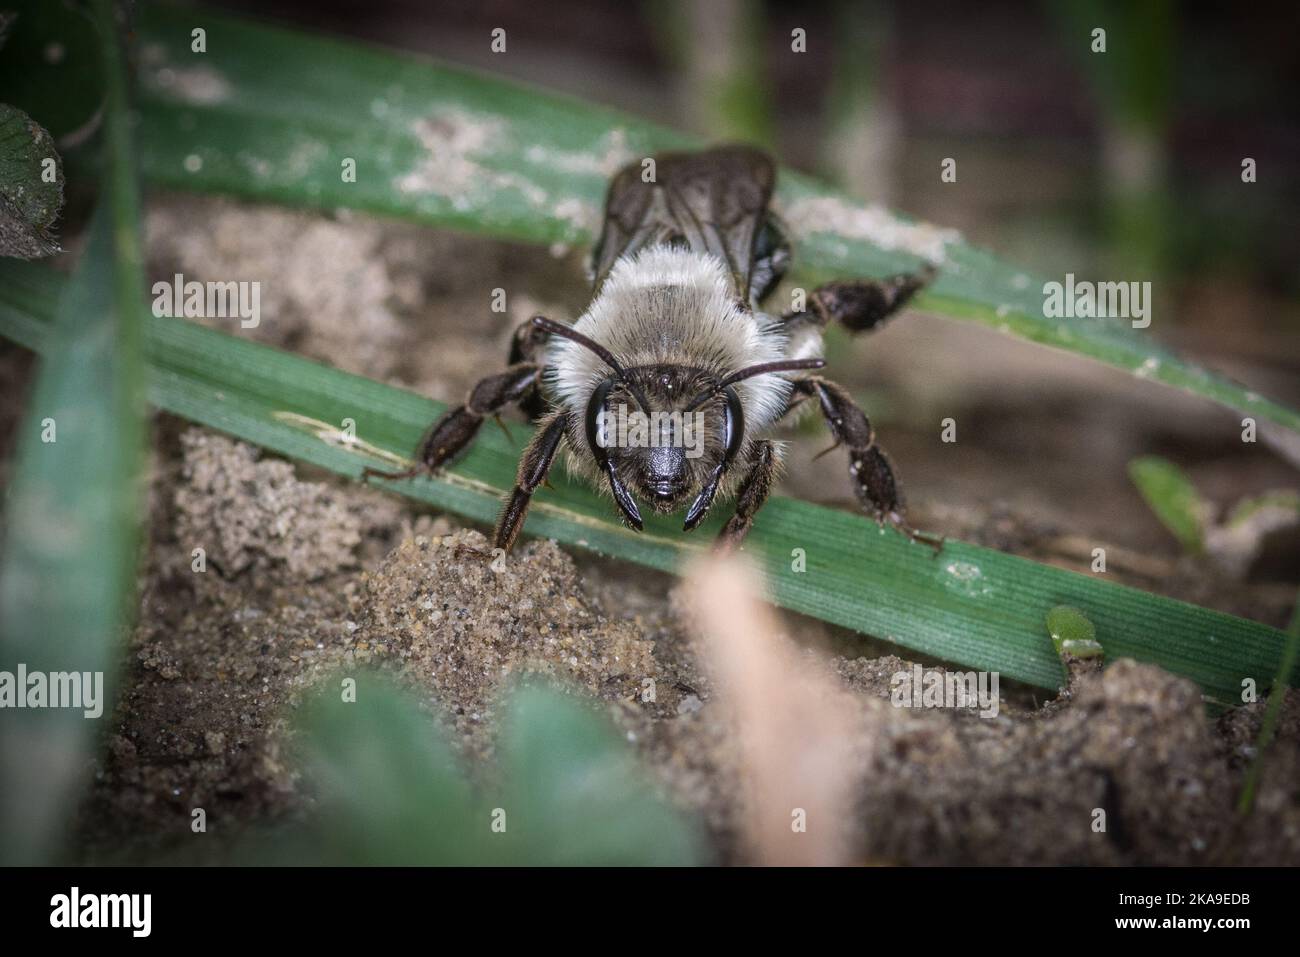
[546,245,810,430]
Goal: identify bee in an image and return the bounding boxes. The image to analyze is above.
[365,145,938,552]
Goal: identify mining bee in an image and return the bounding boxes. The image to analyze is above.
[366,146,938,552]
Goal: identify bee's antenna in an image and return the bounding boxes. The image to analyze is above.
[684,358,825,411]
[532,315,651,411]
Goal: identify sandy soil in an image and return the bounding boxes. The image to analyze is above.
[72,428,1300,863]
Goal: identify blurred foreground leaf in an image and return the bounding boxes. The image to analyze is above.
[498,685,701,864]
[0,0,146,866]
[252,678,701,865]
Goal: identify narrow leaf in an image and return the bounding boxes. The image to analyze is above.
[1128,454,1209,554]
[0,0,147,865]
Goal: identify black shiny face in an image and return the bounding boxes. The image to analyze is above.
[585,366,742,523]
[643,444,690,505]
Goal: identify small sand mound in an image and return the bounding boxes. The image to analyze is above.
[174,430,363,581]
[350,530,657,750]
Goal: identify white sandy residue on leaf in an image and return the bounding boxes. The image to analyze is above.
[1134,356,1161,378]
[396,108,507,198]
[780,195,961,264]
[283,139,329,181]
[396,108,610,237]
[553,196,600,236]
[535,129,631,237]
[236,151,273,180]
[943,561,993,598]
[140,44,231,105]
[396,108,550,212]
[523,127,635,178]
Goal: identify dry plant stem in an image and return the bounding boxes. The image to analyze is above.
[684,554,861,866]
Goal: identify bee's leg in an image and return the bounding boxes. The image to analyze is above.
[364,318,552,482]
[715,441,777,551]
[785,264,936,334]
[494,411,571,552]
[750,214,792,306]
[508,314,553,421]
[792,377,942,551]
[362,362,542,482]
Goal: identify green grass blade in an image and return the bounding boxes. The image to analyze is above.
[0,0,146,865]
[131,4,1300,435]
[1128,455,1209,554]
[1236,592,1300,815]
[1,260,1291,706]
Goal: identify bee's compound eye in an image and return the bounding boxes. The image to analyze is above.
[585,377,618,461]
[722,386,745,463]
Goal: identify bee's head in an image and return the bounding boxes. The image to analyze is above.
[589,367,737,514]
[535,315,822,530]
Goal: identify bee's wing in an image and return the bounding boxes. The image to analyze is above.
[592,146,776,302]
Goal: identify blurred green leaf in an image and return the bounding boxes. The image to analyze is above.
[261,677,485,866]
[498,684,702,864]
[129,4,1300,435]
[660,0,773,145]
[1226,489,1300,527]
[1128,455,1209,554]
[0,210,127,865]
[0,0,145,866]
[0,262,1293,707]
[1049,0,1174,129]
[254,677,700,865]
